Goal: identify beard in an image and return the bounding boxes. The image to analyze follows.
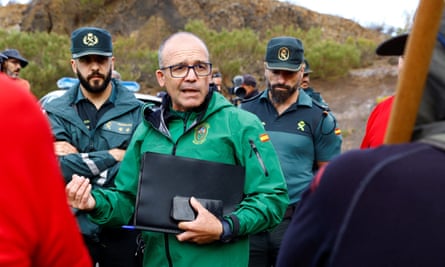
[269,82,299,104]
[77,68,112,94]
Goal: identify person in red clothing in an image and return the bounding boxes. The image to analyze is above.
[0,73,92,267]
[360,33,408,148]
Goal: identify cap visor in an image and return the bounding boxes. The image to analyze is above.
[72,51,112,59]
[18,59,28,68]
[265,62,302,72]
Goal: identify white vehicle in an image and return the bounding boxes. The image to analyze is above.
[39,77,162,107]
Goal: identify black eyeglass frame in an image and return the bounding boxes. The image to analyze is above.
[160,62,213,78]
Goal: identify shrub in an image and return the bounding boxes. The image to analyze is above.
[0,23,378,98]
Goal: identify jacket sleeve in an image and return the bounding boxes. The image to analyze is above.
[89,125,144,226]
[58,152,117,184]
[46,111,119,184]
[230,110,289,235]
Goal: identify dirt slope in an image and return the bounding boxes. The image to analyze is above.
[314,59,398,151]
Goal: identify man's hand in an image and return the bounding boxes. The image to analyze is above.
[109,148,126,162]
[66,174,96,210]
[176,197,223,244]
[54,141,78,156]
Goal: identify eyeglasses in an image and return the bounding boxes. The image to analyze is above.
[161,62,212,78]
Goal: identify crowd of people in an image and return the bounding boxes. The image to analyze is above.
[1,5,444,267]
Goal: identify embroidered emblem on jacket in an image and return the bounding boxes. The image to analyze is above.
[193,123,210,144]
[297,121,306,132]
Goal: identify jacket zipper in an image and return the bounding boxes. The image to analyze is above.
[249,139,269,177]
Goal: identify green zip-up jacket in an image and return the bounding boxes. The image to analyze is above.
[43,79,143,237]
[90,92,289,267]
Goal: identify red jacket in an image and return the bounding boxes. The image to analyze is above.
[0,74,92,266]
[360,95,394,149]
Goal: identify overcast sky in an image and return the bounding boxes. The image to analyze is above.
[282,0,419,29]
[2,0,419,29]
[1,0,28,5]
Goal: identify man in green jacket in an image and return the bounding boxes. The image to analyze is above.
[43,27,143,267]
[66,32,289,267]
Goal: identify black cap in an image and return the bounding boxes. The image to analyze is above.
[1,49,28,68]
[242,74,257,87]
[71,27,113,59]
[376,33,408,56]
[265,36,304,71]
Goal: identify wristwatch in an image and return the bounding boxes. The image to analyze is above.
[219,219,234,243]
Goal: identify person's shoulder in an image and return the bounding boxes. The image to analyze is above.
[311,144,413,191]
[0,75,36,107]
[373,95,394,111]
[16,78,31,91]
[115,84,144,107]
[43,88,74,110]
[242,91,262,102]
[223,100,264,125]
[239,90,265,111]
[301,90,328,112]
[115,82,138,98]
[329,142,431,173]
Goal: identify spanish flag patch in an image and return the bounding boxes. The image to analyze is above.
[335,128,342,135]
[259,133,270,142]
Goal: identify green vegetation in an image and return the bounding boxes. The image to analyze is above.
[0,20,378,98]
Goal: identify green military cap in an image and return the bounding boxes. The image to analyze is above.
[264,36,304,72]
[71,27,113,59]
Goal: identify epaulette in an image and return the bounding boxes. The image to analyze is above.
[311,98,330,112]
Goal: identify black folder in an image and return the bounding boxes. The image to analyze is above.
[133,152,245,234]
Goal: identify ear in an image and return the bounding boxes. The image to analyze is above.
[111,56,115,70]
[70,59,77,74]
[156,69,166,87]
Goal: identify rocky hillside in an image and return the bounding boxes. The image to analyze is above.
[2,0,385,44]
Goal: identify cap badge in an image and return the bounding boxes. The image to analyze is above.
[83,33,99,47]
[278,47,290,61]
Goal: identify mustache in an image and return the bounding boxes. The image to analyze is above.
[271,83,292,90]
[87,71,105,80]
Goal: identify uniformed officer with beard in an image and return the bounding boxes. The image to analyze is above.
[241,36,342,267]
[42,27,143,267]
